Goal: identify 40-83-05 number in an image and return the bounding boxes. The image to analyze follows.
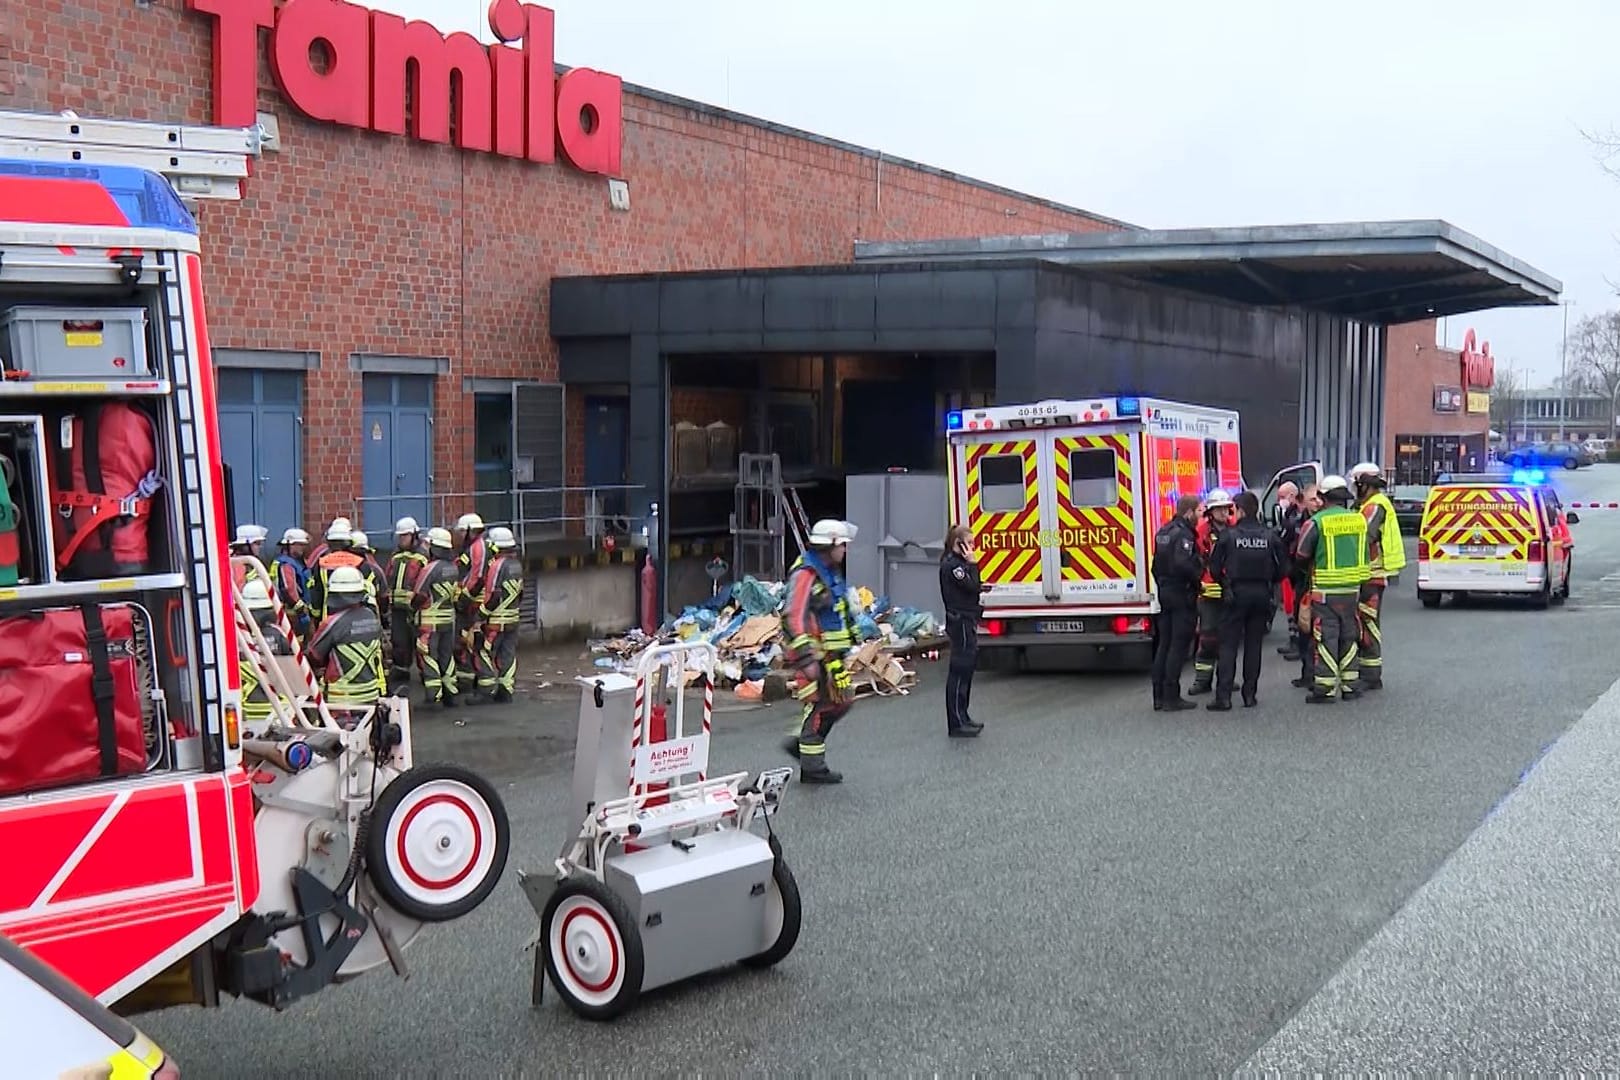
[1016,403,1061,417]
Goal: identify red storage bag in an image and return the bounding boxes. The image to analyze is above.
[0,604,148,796]
[48,402,161,579]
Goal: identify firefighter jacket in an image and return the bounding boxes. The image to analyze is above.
[1151,516,1201,607]
[1210,518,1283,596]
[1195,517,1225,599]
[307,604,387,705]
[273,553,309,611]
[231,555,270,592]
[781,550,855,667]
[479,554,524,628]
[358,552,388,613]
[240,615,292,724]
[939,550,983,620]
[386,548,428,609]
[303,541,330,571]
[457,535,489,604]
[305,548,364,623]
[414,557,462,627]
[1294,505,1370,595]
[1359,491,1406,577]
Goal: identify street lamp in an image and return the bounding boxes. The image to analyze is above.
[1559,299,1577,440]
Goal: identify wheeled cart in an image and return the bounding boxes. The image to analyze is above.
[518,640,800,1020]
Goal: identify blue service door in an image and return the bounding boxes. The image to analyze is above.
[360,374,435,537]
[216,368,304,540]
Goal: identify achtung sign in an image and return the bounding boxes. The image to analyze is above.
[981,525,1126,551]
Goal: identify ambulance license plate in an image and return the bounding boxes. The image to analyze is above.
[1459,544,1496,557]
[1037,619,1085,634]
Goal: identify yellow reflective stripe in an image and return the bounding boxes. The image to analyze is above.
[109,1033,166,1078]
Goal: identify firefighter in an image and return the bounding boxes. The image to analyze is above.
[1349,461,1404,692]
[1208,490,1283,710]
[413,527,462,708]
[1150,494,1202,712]
[385,516,428,687]
[938,523,986,737]
[303,515,352,570]
[1187,488,1235,696]
[453,512,489,673]
[349,530,388,613]
[229,524,269,590]
[473,526,524,704]
[305,566,387,707]
[238,578,293,731]
[1294,475,1370,703]
[273,527,312,637]
[780,518,859,784]
[305,519,363,627]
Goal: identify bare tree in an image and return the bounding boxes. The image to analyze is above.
[1489,364,1525,439]
[1582,126,1620,295]
[1571,310,1620,440]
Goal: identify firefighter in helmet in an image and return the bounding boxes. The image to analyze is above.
[1349,461,1404,691]
[305,566,386,708]
[413,526,463,708]
[385,516,428,688]
[473,526,524,704]
[238,578,293,730]
[1187,488,1235,696]
[779,518,859,784]
[453,512,489,673]
[304,515,352,570]
[1293,474,1370,703]
[305,518,364,628]
[349,530,388,614]
[229,524,270,591]
[273,527,312,637]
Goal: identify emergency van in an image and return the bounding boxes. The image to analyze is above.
[1416,468,1576,609]
[945,396,1243,668]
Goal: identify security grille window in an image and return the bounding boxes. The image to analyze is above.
[980,454,1027,513]
[1069,448,1118,507]
[513,383,564,535]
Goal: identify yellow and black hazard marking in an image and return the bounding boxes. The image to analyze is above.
[1052,432,1137,581]
[1423,487,1534,559]
[964,439,1043,585]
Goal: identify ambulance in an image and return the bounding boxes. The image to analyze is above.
[946,396,1244,669]
[1415,468,1576,609]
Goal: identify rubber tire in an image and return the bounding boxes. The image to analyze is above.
[741,857,803,970]
[1564,458,1579,470]
[1530,578,1551,610]
[364,762,511,923]
[1418,589,1441,609]
[541,878,644,1021]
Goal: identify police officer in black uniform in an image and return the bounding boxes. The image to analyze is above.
[1208,490,1283,710]
[939,524,986,737]
[1150,494,1202,712]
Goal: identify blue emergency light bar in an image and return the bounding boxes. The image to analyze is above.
[946,410,964,431]
[0,157,198,235]
[1117,396,1141,417]
[1511,468,1546,485]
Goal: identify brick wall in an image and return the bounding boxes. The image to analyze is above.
[1,0,1124,528]
[1383,319,1490,463]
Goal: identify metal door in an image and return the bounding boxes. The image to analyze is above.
[583,395,628,517]
[215,368,303,539]
[361,374,434,535]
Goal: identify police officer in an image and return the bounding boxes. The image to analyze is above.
[1188,489,1234,696]
[305,566,387,708]
[1293,475,1370,704]
[1208,491,1283,710]
[1348,462,1404,691]
[1150,494,1202,712]
[938,523,986,737]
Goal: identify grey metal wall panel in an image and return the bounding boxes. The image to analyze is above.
[1295,312,1384,475]
[763,273,878,333]
[558,338,631,383]
[845,472,949,623]
[873,269,1001,331]
[660,277,767,335]
[514,382,565,527]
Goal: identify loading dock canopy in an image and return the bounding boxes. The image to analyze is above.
[853,220,1561,323]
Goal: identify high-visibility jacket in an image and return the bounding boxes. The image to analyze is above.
[356,552,388,612]
[1196,517,1224,599]
[1360,491,1406,576]
[307,603,386,705]
[414,558,461,627]
[457,535,488,602]
[240,615,292,724]
[1308,505,1370,593]
[306,548,363,623]
[479,554,524,628]
[781,550,854,663]
[386,548,428,608]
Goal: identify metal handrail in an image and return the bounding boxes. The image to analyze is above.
[352,484,647,544]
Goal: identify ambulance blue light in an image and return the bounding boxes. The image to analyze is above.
[0,158,198,235]
[1512,468,1545,485]
[1117,396,1141,417]
[946,411,964,431]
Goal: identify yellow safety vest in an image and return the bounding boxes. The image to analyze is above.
[1311,505,1370,592]
[1362,491,1406,574]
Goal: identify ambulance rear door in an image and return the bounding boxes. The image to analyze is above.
[1044,424,1150,606]
[951,429,1049,608]
[1418,482,1541,593]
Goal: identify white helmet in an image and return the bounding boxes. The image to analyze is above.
[350,530,372,552]
[395,516,420,536]
[327,566,367,595]
[1319,474,1353,500]
[455,512,485,531]
[325,519,353,543]
[487,525,516,550]
[1203,488,1234,511]
[241,577,273,610]
[807,518,857,547]
[233,523,268,547]
[1348,462,1384,486]
[426,526,454,551]
[280,527,310,546]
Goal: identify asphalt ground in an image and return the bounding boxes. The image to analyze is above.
[142,466,1620,1074]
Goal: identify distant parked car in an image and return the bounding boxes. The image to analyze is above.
[1584,437,1610,457]
[1502,440,1593,470]
[1389,484,1428,533]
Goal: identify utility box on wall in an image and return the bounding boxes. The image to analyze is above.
[845,472,948,622]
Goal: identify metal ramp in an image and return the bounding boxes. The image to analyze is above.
[729,453,811,581]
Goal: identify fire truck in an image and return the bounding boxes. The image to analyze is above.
[0,109,508,1014]
[945,396,1245,669]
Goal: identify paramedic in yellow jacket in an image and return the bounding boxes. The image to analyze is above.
[1349,462,1404,692]
[779,519,859,785]
[238,578,293,729]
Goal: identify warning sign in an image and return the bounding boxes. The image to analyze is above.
[370,422,383,442]
[633,733,710,783]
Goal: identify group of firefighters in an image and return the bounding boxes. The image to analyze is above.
[1151,462,1404,710]
[228,511,527,722]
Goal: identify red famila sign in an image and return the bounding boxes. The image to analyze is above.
[187,0,624,177]
[1459,327,1495,391]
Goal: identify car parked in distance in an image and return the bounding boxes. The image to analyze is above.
[1501,440,1593,470]
[1389,484,1428,533]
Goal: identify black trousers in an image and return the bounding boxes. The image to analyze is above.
[1216,587,1271,700]
[1150,600,1196,700]
[945,614,978,730]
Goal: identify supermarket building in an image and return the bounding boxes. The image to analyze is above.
[1,0,1561,627]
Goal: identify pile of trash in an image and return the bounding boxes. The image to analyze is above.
[588,576,942,698]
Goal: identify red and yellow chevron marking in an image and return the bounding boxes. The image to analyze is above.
[1052,433,1137,581]
[964,439,1044,584]
[1422,487,1535,559]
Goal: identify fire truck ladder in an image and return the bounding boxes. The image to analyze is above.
[0,108,263,203]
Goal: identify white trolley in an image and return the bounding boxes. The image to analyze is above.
[519,640,799,1020]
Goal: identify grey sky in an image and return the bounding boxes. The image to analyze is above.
[371,0,1620,387]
